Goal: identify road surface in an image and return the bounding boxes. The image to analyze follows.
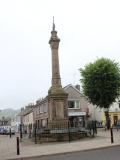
[16,146,120,160]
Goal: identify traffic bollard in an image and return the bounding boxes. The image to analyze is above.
[68,122,70,143]
[16,137,20,155]
[35,125,37,144]
[110,127,114,143]
[9,128,11,138]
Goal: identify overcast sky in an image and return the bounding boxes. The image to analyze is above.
[0,0,120,109]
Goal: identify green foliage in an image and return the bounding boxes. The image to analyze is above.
[80,58,120,109]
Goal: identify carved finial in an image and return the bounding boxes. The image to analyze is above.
[53,16,55,31]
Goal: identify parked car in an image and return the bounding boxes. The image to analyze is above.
[11,128,15,134]
[0,128,7,134]
[6,128,15,135]
[0,126,15,135]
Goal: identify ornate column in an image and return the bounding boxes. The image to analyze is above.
[48,18,68,123]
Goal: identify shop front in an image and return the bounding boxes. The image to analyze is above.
[68,111,86,127]
[109,112,120,126]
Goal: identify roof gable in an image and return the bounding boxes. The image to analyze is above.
[64,84,84,99]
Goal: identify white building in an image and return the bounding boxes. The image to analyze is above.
[88,98,120,126]
[11,114,21,132]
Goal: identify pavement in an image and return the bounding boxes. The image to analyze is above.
[0,129,120,160]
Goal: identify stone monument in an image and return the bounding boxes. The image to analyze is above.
[48,18,68,125]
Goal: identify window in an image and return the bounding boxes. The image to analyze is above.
[43,105,48,113]
[36,107,39,115]
[118,101,120,109]
[68,100,80,109]
[68,101,75,108]
[76,100,80,108]
[40,106,43,113]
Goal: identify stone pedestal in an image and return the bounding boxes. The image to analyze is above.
[48,88,68,123]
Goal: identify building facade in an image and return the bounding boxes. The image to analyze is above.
[108,112,120,126]
[33,84,92,128]
[64,84,88,127]
[88,98,120,127]
[34,97,48,128]
[21,104,35,134]
[104,99,120,126]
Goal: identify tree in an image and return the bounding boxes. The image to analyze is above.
[80,58,120,129]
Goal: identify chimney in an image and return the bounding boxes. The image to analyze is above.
[21,107,24,112]
[75,84,80,91]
